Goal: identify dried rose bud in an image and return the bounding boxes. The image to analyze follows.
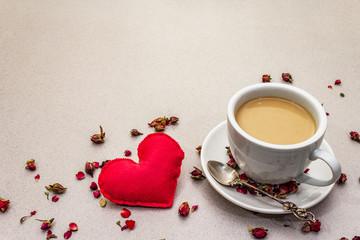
[154,123,166,131]
[26,159,36,171]
[248,227,268,239]
[169,116,179,124]
[248,183,259,195]
[45,183,67,194]
[350,131,360,142]
[178,202,190,217]
[36,218,54,230]
[262,74,271,83]
[191,205,198,212]
[282,73,293,83]
[335,79,342,85]
[46,230,57,240]
[69,222,78,231]
[190,166,205,180]
[64,230,72,239]
[227,157,237,169]
[93,190,101,198]
[352,237,360,240]
[196,145,202,155]
[121,208,131,218]
[90,125,105,144]
[76,171,85,180]
[90,182,98,190]
[130,129,143,136]
[328,85,333,89]
[52,196,59,202]
[125,220,135,230]
[35,174,40,182]
[149,117,167,127]
[124,150,131,157]
[100,160,110,168]
[301,221,311,232]
[337,173,347,184]
[339,238,349,240]
[310,219,321,232]
[85,162,95,177]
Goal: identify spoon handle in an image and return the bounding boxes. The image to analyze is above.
[233,179,316,223]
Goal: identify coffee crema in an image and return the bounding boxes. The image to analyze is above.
[235,97,316,145]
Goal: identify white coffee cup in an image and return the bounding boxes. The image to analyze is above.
[227,83,341,186]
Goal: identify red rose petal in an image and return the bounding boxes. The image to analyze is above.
[124,150,132,157]
[35,174,40,182]
[76,171,85,180]
[69,222,78,231]
[125,220,135,230]
[64,230,72,239]
[334,79,342,85]
[30,211,36,216]
[191,205,198,212]
[93,162,100,168]
[236,186,248,194]
[47,230,53,237]
[52,196,59,202]
[121,208,131,218]
[90,182,98,190]
[304,168,310,173]
[328,85,333,89]
[93,190,101,198]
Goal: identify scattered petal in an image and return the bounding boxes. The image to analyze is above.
[69,222,78,231]
[335,79,342,85]
[236,186,248,194]
[191,205,198,212]
[76,171,85,180]
[328,85,333,89]
[121,208,131,218]
[100,198,107,207]
[124,150,132,157]
[248,226,268,239]
[93,190,101,198]
[64,230,72,239]
[52,196,59,202]
[125,220,135,230]
[178,202,190,217]
[90,182,98,190]
[304,168,310,173]
[121,225,128,231]
[30,211,36,216]
[35,174,40,182]
[93,162,100,168]
[310,219,321,232]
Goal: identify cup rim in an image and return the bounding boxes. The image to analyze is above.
[227,83,327,150]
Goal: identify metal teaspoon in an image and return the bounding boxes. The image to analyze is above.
[207,160,316,223]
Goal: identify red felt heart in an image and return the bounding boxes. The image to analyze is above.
[98,133,184,208]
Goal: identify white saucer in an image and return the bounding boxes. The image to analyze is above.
[201,121,336,214]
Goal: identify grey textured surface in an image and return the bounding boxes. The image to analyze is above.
[1,0,359,239]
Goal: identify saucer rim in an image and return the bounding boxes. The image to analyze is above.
[201,121,335,214]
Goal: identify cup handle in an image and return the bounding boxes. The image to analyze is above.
[295,148,341,186]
